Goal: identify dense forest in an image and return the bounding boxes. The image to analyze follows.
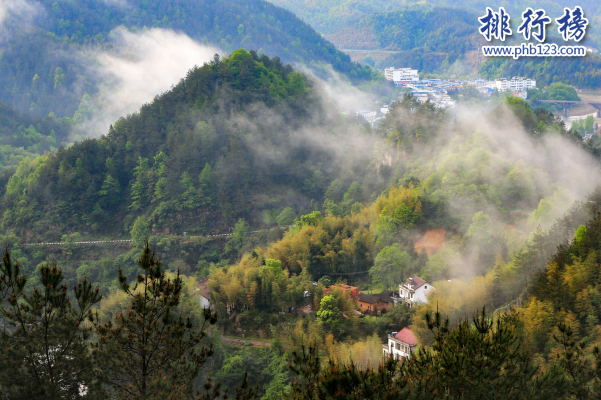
[481,53,601,87]
[3,1,601,397]
[5,89,601,397]
[0,102,72,170]
[269,0,601,44]
[0,50,382,238]
[310,3,601,85]
[325,7,482,74]
[0,50,390,295]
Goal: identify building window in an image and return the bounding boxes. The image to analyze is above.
[425,286,427,289]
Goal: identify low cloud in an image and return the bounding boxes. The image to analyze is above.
[80,27,221,137]
[0,0,41,40]
[298,64,376,113]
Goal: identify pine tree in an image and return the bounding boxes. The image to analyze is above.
[94,241,219,399]
[0,246,103,399]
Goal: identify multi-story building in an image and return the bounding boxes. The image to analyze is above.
[399,276,434,306]
[357,110,377,120]
[384,67,419,83]
[495,77,536,92]
[382,327,418,360]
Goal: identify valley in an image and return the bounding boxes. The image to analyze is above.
[1,0,601,398]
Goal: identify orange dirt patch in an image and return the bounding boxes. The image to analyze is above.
[414,229,446,256]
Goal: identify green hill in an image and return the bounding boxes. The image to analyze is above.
[267,1,601,83]
[325,7,483,74]
[0,50,380,241]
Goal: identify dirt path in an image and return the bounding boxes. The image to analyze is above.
[220,336,271,347]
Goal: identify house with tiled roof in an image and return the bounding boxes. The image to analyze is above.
[197,279,211,309]
[383,327,418,360]
[324,283,359,299]
[399,276,434,306]
[356,290,399,315]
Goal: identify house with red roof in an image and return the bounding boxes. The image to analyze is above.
[383,327,418,360]
[399,276,434,306]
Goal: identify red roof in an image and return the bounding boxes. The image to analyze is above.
[394,328,418,346]
[404,276,427,290]
[198,279,210,298]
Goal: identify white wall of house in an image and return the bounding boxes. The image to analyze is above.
[495,77,536,91]
[399,283,434,304]
[383,336,415,360]
[385,67,419,82]
[199,294,210,309]
[413,284,433,303]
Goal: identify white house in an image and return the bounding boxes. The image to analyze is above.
[382,327,418,360]
[197,279,211,309]
[399,276,434,305]
[357,110,377,120]
[384,67,419,83]
[495,77,536,92]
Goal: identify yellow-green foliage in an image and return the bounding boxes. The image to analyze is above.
[208,186,428,313]
[3,156,47,225]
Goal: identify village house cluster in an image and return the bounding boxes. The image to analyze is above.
[324,275,435,316]
[324,276,434,360]
[199,274,431,360]
[355,68,537,127]
[385,67,536,100]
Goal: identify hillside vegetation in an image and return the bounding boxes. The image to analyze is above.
[267,1,601,84]
[0,50,381,241]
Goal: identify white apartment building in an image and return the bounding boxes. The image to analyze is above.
[399,276,434,305]
[357,110,377,120]
[383,327,418,360]
[495,77,536,92]
[384,67,419,83]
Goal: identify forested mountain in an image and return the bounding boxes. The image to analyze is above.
[481,55,601,87]
[2,45,601,396]
[0,102,71,170]
[268,0,601,44]
[0,0,374,119]
[325,7,483,74]
[267,0,601,84]
[208,95,595,317]
[336,5,601,84]
[0,50,382,242]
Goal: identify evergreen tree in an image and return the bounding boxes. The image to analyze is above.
[93,241,219,399]
[0,247,103,399]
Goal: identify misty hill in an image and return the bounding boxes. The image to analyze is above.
[0,50,381,240]
[0,0,374,119]
[0,102,71,169]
